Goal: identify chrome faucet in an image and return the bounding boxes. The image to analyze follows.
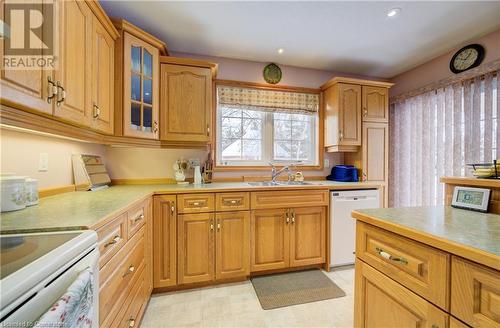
[269,162,295,183]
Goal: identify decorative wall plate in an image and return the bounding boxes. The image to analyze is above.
[263,63,282,84]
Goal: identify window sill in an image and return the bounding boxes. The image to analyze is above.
[213,164,324,172]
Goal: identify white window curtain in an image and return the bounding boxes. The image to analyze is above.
[389,72,498,207]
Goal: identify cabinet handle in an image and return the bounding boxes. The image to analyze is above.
[285,209,290,224]
[291,210,295,224]
[93,102,100,119]
[339,131,343,141]
[128,319,136,328]
[170,203,175,215]
[47,77,57,104]
[210,220,214,231]
[223,199,241,206]
[207,125,210,137]
[153,120,158,133]
[123,265,135,277]
[134,213,144,223]
[104,235,121,248]
[217,221,221,231]
[375,247,408,265]
[56,81,66,107]
[363,108,368,117]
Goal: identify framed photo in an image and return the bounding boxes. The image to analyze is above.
[451,186,491,213]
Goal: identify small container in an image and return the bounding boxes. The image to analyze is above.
[193,165,202,185]
[1,176,27,212]
[25,178,39,206]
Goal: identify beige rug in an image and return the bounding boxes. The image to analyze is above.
[251,269,346,310]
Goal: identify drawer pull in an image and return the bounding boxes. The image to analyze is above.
[134,213,144,223]
[223,199,241,206]
[376,247,408,265]
[192,202,201,206]
[104,235,121,248]
[128,318,136,328]
[123,265,135,277]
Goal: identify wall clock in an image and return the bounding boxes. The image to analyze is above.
[263,63,282,84]
[449,44,485,74]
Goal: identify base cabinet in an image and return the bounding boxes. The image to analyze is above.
[177,213,215,284]
[251,206,326,272]
[354,260,449,328]
[215,211,250,280]
[153,195,177,288]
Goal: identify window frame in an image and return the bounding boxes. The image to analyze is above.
[213,80,324,171]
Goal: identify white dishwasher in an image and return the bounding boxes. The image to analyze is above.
[330,189,380,267]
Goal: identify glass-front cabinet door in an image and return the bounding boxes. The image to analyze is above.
[123,32,159,139]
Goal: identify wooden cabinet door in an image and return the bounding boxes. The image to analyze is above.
[215,211,250,280]
[91,17,114,134]
[362,86,388,122]
[289,206,326,267]
[250,209,289,272]
[178,213,215,284]
[354,260,449,328]
[338,83,361,146]
[451,257,500,328]
[53,0,92,127]
[123,32,159,139]
[160,64,211,142]
[362,122,388,183]
[153,195,177,288]
[0,0,53,115]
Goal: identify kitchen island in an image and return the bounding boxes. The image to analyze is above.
[352,205,500,328]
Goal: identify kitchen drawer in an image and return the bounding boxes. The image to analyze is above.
[356,222,450,309]
[128,200,147,238]
[216,192,250,211]
[177,193,214,213]
[100,228,145,321]
[97,212,127,268]
[451,256,500,327]
[250,190,328,210]
[111,265,147,328]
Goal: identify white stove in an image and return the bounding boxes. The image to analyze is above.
[0,230,99,327]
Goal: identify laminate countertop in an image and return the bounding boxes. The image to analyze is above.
[0,181,379,235]
[352,206,500,270]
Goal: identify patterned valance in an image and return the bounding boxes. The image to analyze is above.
[217,85,319,115]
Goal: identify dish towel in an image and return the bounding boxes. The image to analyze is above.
[35,268,95,328]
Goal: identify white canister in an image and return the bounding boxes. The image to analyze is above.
[25,178,39,206]
[1,176,27,212]
[193,165,202,185]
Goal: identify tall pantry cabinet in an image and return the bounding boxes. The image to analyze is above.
[321,77,393,207]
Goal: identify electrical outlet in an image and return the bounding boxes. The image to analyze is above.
[38,153,48,172]
[324,158,330,168]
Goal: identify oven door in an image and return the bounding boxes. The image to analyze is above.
[1,247,99,327]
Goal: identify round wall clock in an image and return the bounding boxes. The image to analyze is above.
[450,44,485,74]
[263,63,282,84]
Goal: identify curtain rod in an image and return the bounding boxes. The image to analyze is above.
[390,60,500,104]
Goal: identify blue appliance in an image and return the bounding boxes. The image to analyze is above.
[326,165,359,182]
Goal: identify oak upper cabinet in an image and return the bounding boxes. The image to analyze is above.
[153,195,177,288]
[362,86,389,122]
[289,207,326,268]
[160,57,217,145]
[53,0,93,126]
[177,213,215,284]
[91,15,115,134]
[215,211,250,280]
[251,209,290,272]
[0,1,53,115]
[354,260,449,328]
[322,81,362,152]
[113,19,167,140]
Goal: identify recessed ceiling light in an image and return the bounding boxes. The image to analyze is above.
[387,8,401,18]
[277,48,284,54]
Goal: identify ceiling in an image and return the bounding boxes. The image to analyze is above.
[100,1,500,78]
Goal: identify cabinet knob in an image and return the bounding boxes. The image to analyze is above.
[47,77,57,104]
[363,108,368,116]
[171,203,175,215]
[128,318,136,328]
[291,210,295,223]
[153,121,158,133]
[93,103,100,119]
[285,209,290,224]
[339,131,343,140]
[207,125,210,137]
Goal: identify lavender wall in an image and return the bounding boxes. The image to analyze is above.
[390,28,500,97]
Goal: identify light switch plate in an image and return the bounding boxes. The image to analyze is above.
[324,158,330,168]
[38,153,48,171]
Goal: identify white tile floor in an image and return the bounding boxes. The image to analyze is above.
[142,268,354,328]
